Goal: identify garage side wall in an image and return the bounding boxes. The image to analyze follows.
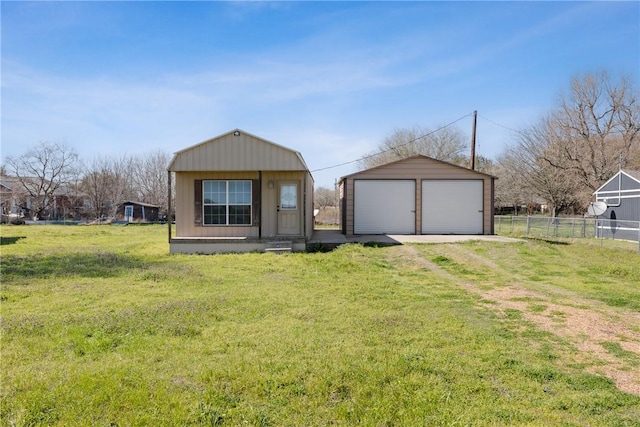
[342,157,494,235]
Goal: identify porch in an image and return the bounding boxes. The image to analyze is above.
[169,236,307,254]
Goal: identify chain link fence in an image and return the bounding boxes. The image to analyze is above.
[495,215,640,251]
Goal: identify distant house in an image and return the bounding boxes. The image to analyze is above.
[340,155,496,235]
[0,175,88,220]
[167,129,314,253]
[593,169,640,240]
[0,176,23,217]
[116,201,160,223]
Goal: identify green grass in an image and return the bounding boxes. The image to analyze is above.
[601,342,640,367]
[1,224,640,426]
[417,238,640,311]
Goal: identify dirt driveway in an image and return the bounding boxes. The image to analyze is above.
[392,244,640,396]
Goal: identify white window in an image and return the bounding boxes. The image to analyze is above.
[124,205,134,222]
[203,180,252,225]
[280,183,298,210]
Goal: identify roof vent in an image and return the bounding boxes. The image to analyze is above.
[233,130,241,137]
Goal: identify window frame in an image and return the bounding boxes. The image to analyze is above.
[202,180,252,226]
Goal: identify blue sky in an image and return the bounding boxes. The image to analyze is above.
[2,1,638,187]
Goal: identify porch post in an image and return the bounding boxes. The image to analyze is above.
[303,173,307,239]
[259,171,263,238]
[167,171,172,243]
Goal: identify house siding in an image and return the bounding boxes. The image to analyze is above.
[169,132,307,172]
[594,171,640,223]
[175,171,260,238]
[168,130,314,252]
[174,170,312,239]
[304,171,315,239]
[260,171,311,238]
[340,156,495,235]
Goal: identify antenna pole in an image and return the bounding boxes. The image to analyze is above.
[618,154,622,204]
[470,110,477,170]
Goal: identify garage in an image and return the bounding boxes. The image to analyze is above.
[354,180,415,234]
[340,155,495,236]
[422,180,483,234]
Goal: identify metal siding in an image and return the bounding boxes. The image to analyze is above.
[596,171,640,193]
[602,198,640,222]
[595,171,640,222]
[422,180,484,234]
[354,180,415,234]
[174,171,259,238]
[305,172,315,238]
[169,132,308,171]
[259,171,309,238]
[342,156,494,235]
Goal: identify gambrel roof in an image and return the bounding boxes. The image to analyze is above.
[168,129,309,172]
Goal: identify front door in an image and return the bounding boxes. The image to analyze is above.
[124,205,134,223]
[277,182,301,235]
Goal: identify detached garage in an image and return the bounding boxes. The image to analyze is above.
[340,155,496,235]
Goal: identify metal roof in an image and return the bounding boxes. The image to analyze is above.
[168,129,310,172]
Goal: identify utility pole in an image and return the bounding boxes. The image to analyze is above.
[470,110,477,170]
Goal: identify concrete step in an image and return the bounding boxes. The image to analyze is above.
[264,241,292,254]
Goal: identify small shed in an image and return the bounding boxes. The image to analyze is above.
[167,129,314,253]
[593,169,640,240]
[116,201,160,222]
[339,155,495,235]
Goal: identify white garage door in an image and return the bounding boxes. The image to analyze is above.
[422,180,483,234]
[354,180,415,234]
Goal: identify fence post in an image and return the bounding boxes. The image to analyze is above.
[599,218,604,247]
[526,215,530,237]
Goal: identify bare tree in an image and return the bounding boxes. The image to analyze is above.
[131,150,172,215]
[473,155,495,175]
[629,147,640,170]
[504,116,583,216]
[5,141,79,220]
[358,125,468,170]
[314,186,336,212]
[492,153,524,214]
[546,70,640,191]
[496,70,640,215]
[81,155,136,219]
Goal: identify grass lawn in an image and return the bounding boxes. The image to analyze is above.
[1,225,639,426]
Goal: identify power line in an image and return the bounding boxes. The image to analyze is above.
[477,114,526,136]
[310,112,474,173]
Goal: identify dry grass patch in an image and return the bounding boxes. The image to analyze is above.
[403,241,640,396]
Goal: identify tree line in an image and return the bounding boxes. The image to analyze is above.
[315,70,639,217]
[3,146,172,221]
[6,70,639,222]
[495,70,640,216]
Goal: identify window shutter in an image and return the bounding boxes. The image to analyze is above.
[194,180,202,226]
[252,180,260,226]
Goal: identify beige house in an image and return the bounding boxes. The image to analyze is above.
[340,155,495,235]
[167,129,314,253]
